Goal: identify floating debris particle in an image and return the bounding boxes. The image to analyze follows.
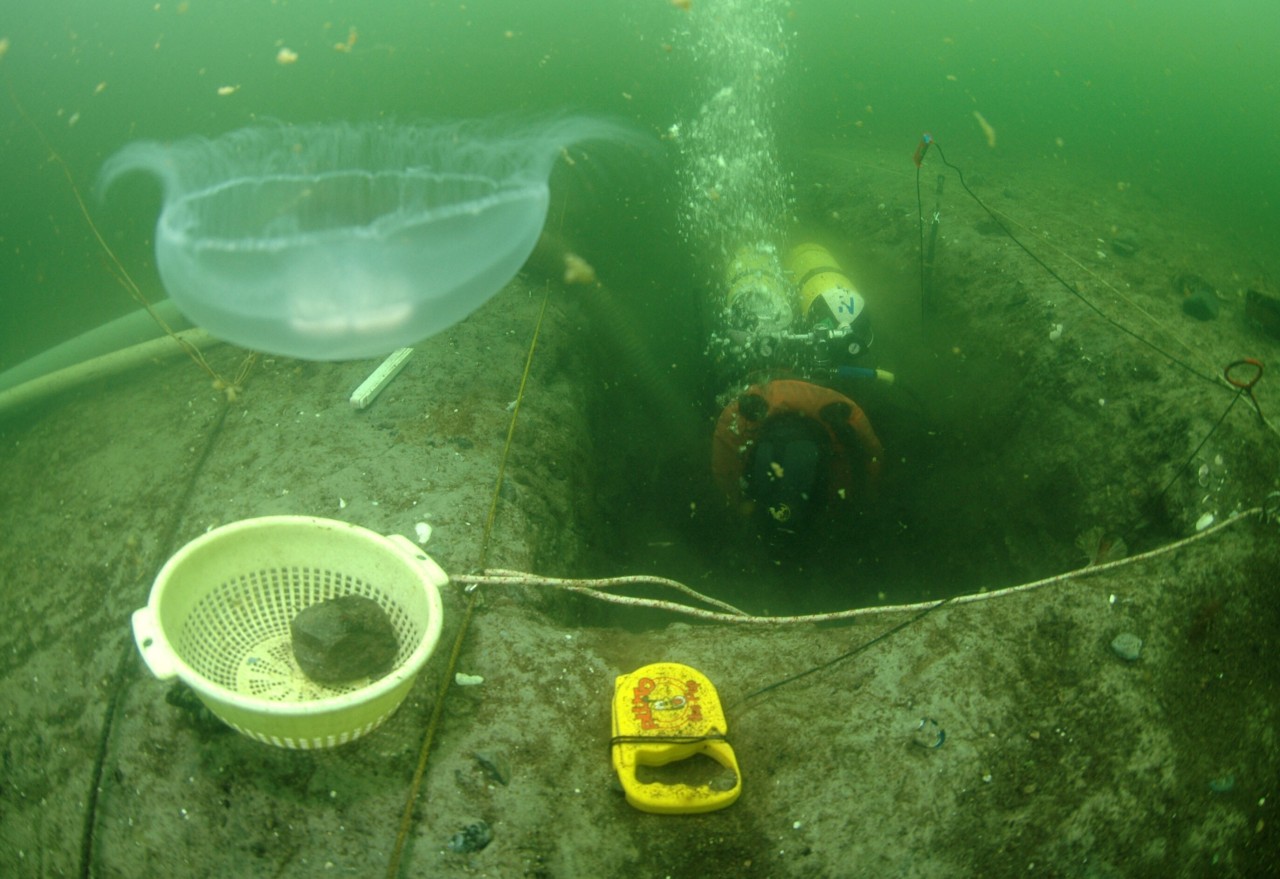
[563,252,596,285]
[216,84,240,96]
[973,110,997,148]
[276,46,298,65]
[333,27,357,53]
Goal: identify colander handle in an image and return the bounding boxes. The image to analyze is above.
[386,533,449,583]
[131,606,180,680]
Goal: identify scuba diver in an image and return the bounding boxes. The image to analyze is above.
[709,242,887,534]
[712,378,883,531]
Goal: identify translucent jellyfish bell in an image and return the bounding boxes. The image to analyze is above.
[99,117,641,360]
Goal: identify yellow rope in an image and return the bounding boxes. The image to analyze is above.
[384,590,475,879]
[386,287,550,878]
[480,287,550,568]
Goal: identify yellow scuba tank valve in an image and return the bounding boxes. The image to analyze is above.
[787,242,874,362]
[788,242,865,329]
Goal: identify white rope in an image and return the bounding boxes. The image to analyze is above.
[472,568,752,616]
[454,507,1264,625]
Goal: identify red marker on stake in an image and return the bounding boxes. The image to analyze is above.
[913,132,933,168]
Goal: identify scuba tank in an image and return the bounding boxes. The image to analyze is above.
[709,241,884,392]
[708,243,795,389]
[786,243,874,365]
[724,243,793,336]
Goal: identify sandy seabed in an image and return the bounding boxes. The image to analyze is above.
[2,144,1278,878]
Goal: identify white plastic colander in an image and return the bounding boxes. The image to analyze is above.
[131,515,446,749]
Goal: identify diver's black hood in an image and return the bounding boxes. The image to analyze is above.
[744,411,832,530]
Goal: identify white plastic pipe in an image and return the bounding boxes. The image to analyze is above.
[0,300,191,394]
[0,327,218,418]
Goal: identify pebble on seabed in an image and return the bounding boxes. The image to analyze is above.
[1110,632,1143,661]
[448,820,493,854]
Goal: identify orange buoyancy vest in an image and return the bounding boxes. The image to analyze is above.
[711,379,883,508]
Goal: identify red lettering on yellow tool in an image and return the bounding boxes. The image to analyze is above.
[632,677,657,729]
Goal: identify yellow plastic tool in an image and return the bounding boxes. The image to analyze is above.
[611,662,741,814]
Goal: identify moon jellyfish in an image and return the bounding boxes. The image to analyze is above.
[98,117,641,360]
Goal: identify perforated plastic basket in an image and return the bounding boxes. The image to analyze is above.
[131,516,446,749]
